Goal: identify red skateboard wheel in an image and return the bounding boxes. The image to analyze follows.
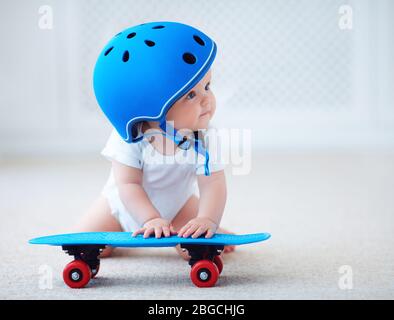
[63,260,92,288]
[190,260,219,288]
[213,255,223,275]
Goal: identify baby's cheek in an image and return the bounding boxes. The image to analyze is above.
[190,105,202,119]
[180,110,200,129]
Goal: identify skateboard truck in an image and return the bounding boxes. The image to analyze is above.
[180,244,224,266]
[62,245,105,282]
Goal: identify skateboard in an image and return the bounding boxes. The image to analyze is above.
[29,232,270,288]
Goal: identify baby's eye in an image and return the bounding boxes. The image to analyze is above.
[205,82,210,91]
[186,91,196,100]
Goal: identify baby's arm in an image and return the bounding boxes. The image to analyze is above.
[178,170,227,238]
[112,160,175,238]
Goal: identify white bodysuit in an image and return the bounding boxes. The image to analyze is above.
[100,126,225,232]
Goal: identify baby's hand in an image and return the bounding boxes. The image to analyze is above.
[177,217,218,239]
[132,218,176,238]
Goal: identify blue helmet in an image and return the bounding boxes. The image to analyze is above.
[93,21,217,144]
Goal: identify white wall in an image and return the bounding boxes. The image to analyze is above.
[1,0,393,156]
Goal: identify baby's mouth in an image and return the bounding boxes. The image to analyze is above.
[199,111,210,118]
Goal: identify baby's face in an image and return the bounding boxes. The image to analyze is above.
[165,69,215,131]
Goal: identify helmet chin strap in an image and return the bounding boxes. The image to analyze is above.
[148,120,211,176]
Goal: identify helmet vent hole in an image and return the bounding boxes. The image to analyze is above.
[183,53,196,64]
[122,50,130,62]
[152,25,165,29]
[104,46,114,56]
[193,35,205,46]
[127,32,136,39]
[144,40,155,47]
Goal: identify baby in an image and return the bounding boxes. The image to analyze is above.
[75,21,234,260]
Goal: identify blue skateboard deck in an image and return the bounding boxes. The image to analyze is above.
[29,232,271,248]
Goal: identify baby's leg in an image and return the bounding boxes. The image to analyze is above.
[171,195,235,261]
[74,195,122,257]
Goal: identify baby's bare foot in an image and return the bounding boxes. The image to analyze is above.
[175,244,190,261]
[99,246,115,258]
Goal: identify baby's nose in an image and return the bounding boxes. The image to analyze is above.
[201,95,210,108]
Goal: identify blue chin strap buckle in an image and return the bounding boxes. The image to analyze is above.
[143,121,211,176]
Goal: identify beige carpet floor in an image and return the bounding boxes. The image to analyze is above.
[0,152,393,299]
